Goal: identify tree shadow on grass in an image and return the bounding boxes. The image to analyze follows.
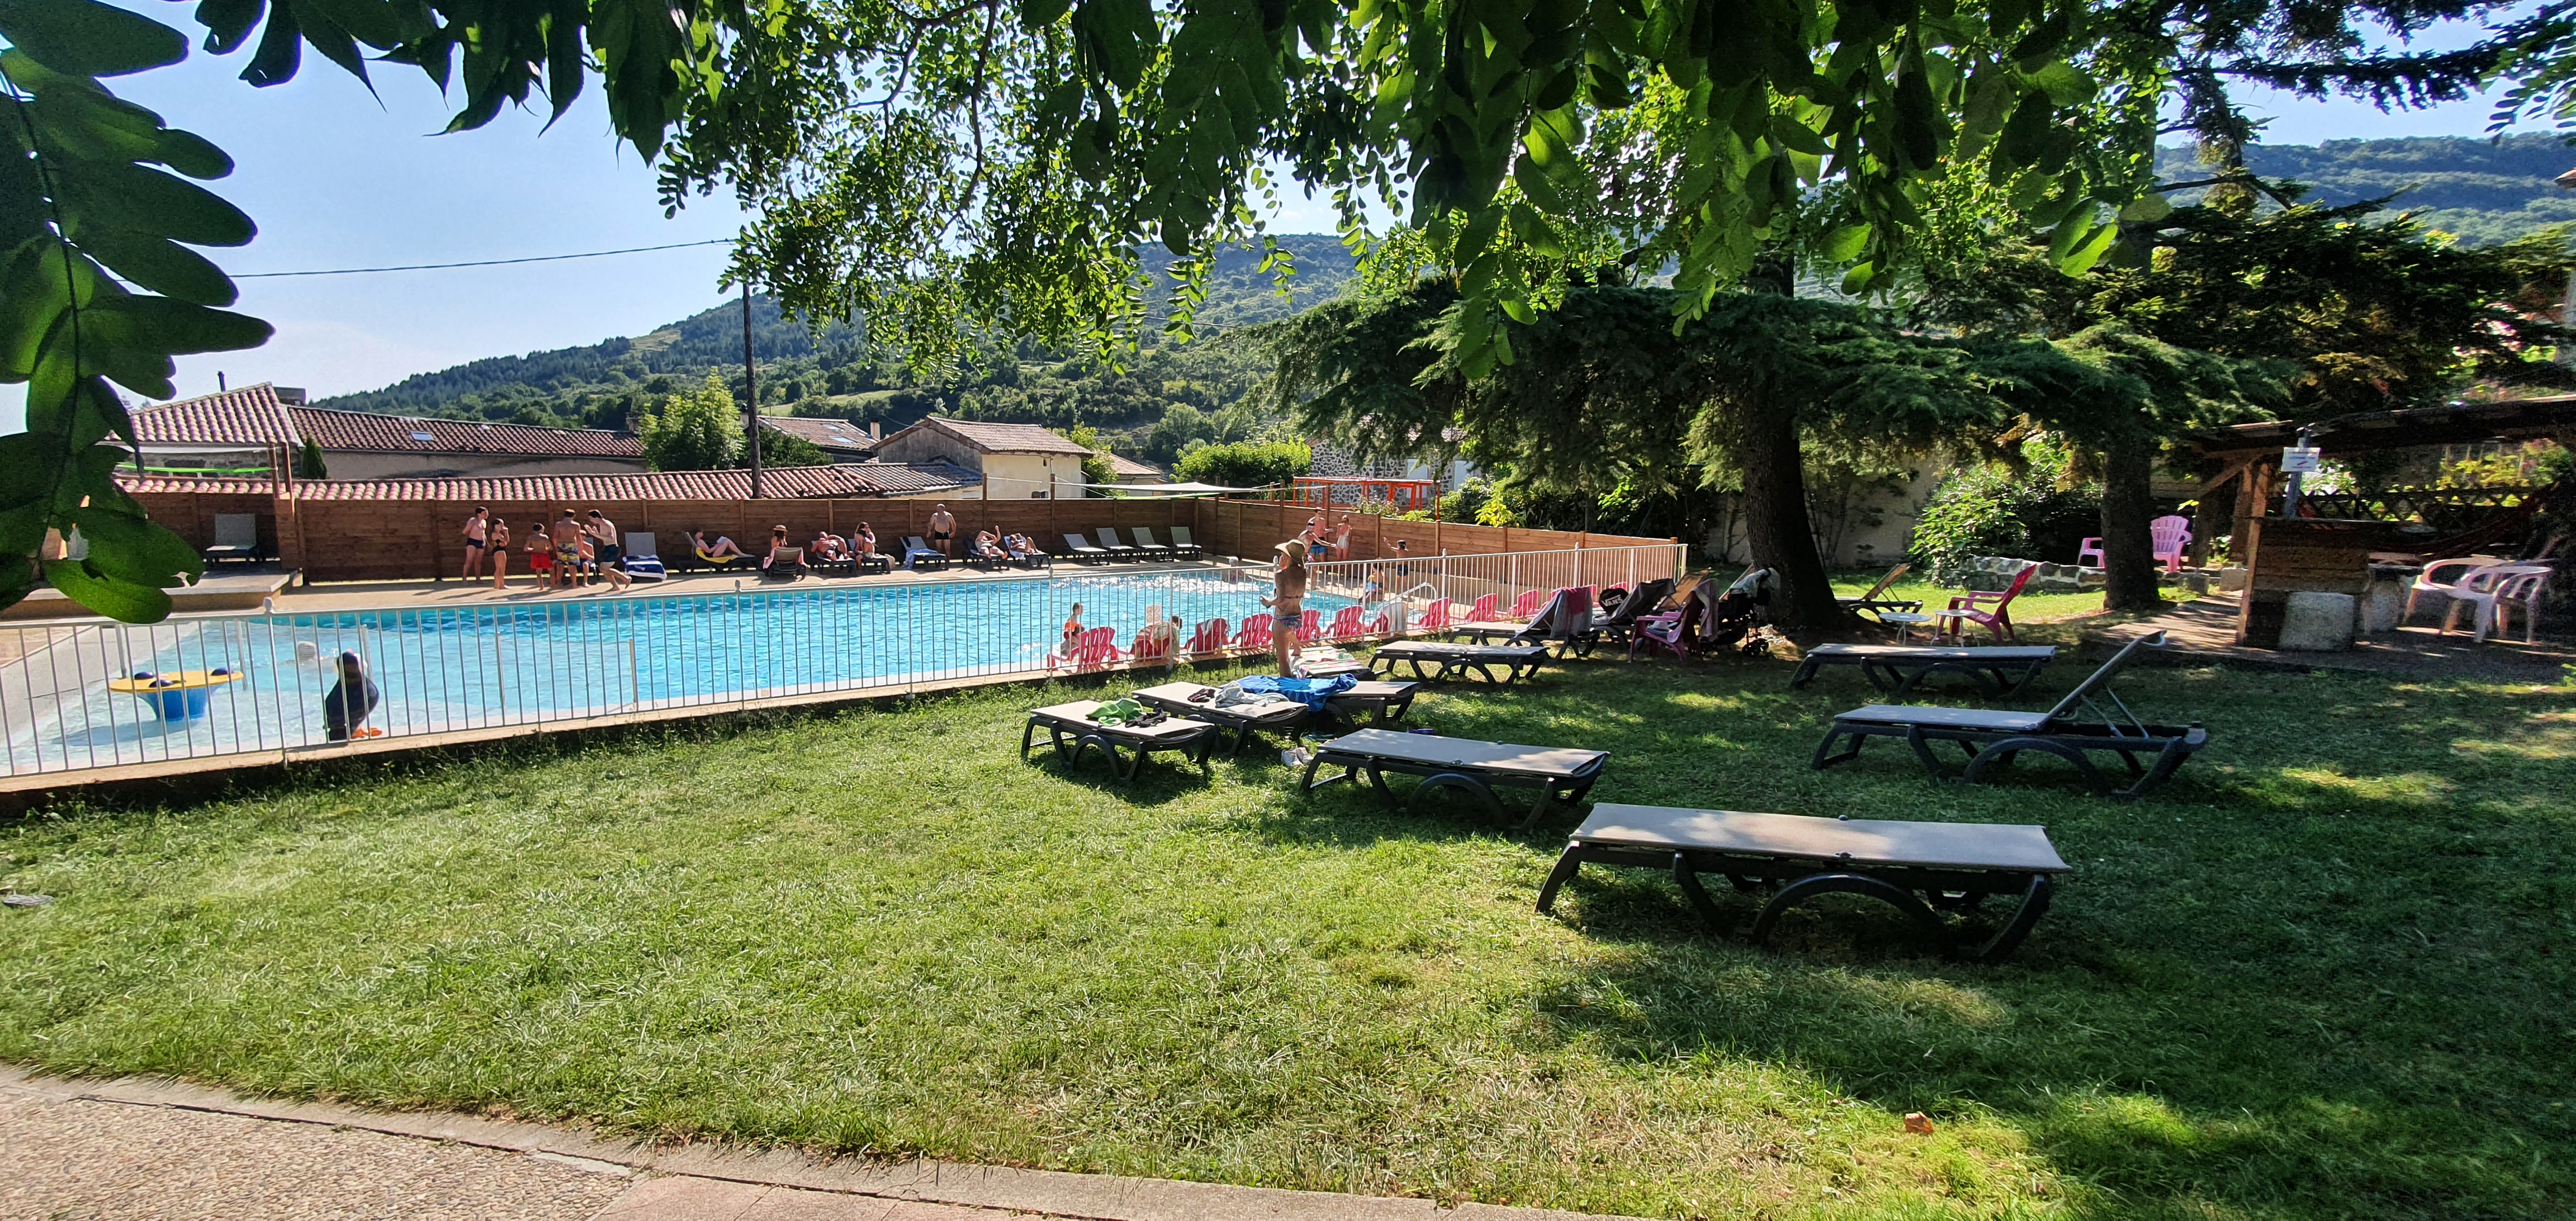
[1525,841,2568,1219]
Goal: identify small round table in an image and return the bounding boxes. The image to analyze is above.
[1876,612,1934,644]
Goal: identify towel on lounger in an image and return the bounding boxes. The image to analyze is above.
[1237,674,1358,709]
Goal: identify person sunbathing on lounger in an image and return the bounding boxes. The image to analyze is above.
[853,523,878,560]
[694,531,744,559]
[761,525,794,570]
[972,529,1007,561]
[812,531,849,561]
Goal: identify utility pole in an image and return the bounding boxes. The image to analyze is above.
[742,280,763,499]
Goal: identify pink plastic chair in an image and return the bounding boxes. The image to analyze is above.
[1233,614,1273,651]
[2441,565,2553,642]
[1130,630,1172,665]
[1934,563,2036,642]
[1294,608,1321,643]
[1465,593,1499,622]
[1050,626,1123,671]
[1413,598,1455,632]
[1186,618,1230,656]
[2079,516,2193,572]
[1506,589,1547,620]
[1324,605,1367,641]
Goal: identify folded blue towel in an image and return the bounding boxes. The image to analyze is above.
[1238,674,1358,709]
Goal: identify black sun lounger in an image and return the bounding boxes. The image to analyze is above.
[1319,679,1420,730]
[1789,643,2058,697]
[1370,640,1550,684]
[1061,533,1111,563]
[1537,804,2070,962]
[1133,682,1310,753]
[1088,529,1140,561]
[1812,632,2205,799]
[1024,701,1221,782]
[1102,526,1169,559]
[1300,727,1606,827]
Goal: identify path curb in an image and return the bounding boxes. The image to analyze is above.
[0,1065,1630,1221]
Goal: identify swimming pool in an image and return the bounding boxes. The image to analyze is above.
[1,571,1358,776]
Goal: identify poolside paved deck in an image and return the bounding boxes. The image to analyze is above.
[2085,593,2573,683]
[1,1066,1625,1221]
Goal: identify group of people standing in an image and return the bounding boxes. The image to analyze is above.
[460,507,632,593]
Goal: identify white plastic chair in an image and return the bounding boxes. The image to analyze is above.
[2440,565,2553,643]
[2404,556,2505,622]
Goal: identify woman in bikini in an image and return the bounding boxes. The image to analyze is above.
[1261,539,1307,676]
[487,519,511,591]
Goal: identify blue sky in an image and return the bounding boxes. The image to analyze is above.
[5,8,2547,429]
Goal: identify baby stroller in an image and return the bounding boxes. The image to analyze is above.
[1630,568,1774,660]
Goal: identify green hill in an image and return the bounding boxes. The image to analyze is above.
[2153,134,2576,244]
[314,235,1358,463]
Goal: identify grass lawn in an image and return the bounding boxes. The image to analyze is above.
[3,599,2570,1219]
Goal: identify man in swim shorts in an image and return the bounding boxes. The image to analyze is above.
[929,504,956,558]
[460,507,489,581]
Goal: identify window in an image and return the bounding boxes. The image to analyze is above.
[409,430,435,442]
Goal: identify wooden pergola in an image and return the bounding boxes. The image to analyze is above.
[1287,475,1441,513]
[2185,396,2576,646]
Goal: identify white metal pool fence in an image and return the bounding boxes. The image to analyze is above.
[1,544,1685,780]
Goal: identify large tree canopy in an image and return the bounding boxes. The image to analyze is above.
[0,0,2558,619]
[1273,282,2275,627]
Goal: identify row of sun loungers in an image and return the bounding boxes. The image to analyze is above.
[1058,527,1202,562]
[1018,572,2208,960]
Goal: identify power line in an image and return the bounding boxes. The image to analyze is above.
[233,238,735,278]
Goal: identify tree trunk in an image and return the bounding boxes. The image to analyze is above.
[2099,438,2166,612]
[1737,396,1840,630]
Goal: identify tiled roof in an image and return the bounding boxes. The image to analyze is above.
[758,415,877,452]
[290,406,640,457]
[133,384,299,448]
[131,385,642,458]
[1104,453,1166,479]
[116,462,977,502]
[890,417,1093,456]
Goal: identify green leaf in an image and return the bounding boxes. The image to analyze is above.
[69,504,203,588]
[42,556,174,622]
[2019,59,2095,106]
[1839,259,1876,295]
[2057,218,2121,275]
[58,161,257,247]
[194,0,266,55]
[0,0,186,77]
[90,292,274,354]
[1821,223,1871,262]
[74,228,239,306]
[2118,193,2174,223]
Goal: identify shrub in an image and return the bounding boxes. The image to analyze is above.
[1175,441,1310,489]
[1910,441,2102,583]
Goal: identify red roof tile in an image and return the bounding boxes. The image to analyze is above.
[290,406,641,457]
[132,384,643,458]
[132,385,299,448]
[116,462,977,502]
[885,417,1094,456]
[1104,452,1166,479]
[757,415,877,452]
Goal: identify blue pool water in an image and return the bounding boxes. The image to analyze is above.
[3,571,1361,775]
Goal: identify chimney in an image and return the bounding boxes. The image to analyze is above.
[869,420,881,440]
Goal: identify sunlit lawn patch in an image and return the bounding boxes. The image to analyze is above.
[3,607,2570,1219]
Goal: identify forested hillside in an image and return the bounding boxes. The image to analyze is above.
[2153,134,2576,244]
[314,235,1357,463]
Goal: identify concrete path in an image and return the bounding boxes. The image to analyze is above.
[1,1066,1621,1221]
